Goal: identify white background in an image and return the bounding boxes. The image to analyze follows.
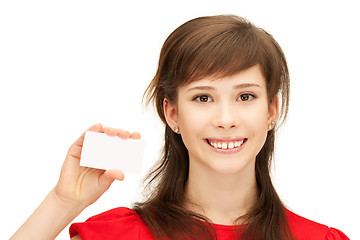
[1,0,359,239]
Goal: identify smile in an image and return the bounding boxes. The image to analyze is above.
[205,137,247,150]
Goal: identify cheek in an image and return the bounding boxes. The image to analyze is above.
[248,112,268,133]
[244,101,268,123]
[176,105,209,152]
[245,105,269,151]
[178,106,204,135]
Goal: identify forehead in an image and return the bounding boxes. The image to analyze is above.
[182,65,266,90]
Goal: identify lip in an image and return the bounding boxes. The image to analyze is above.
[204,137,247,154]
[206,136,245,141]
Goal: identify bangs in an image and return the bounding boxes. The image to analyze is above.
[164,15,268,86]
[146,15,289,124]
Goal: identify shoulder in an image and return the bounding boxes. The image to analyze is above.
[85,207,138,222]
[69,207,155,240]
[285,209,349,240]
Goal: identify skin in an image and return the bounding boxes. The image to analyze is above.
[11,64,278,239]
[10,123,140,240]
[164,65,279,224]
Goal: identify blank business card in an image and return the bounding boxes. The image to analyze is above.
[80,131,145,174]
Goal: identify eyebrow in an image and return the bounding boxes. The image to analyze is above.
[234,83,262,89]
[186,83,262,92]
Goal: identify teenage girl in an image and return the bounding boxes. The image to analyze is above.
[11,15,349,240]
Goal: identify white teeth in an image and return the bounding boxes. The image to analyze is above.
[208,139,245,149]
[235,140,244,147]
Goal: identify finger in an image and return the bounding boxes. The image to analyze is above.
[67,144,82,159]
[130,132,141,140]
[116,129,131,139]
[97,170,123,195]
[104,169,125,181]
[103,127,118,136]
[98,169,125,192]
[88,123,103,132]
[72,123,103,148]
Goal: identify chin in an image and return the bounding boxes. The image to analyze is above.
[207,158,254,176]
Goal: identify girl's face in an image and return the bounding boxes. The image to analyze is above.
[165,65,278,176]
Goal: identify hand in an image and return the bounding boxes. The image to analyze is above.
[53,123,141,209]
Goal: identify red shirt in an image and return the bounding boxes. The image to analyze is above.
[69,207,349,239]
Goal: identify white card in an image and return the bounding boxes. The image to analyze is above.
[80,131,145,174]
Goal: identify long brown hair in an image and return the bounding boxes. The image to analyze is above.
[134,15,294,240]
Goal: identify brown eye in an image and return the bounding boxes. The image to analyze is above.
[239,94,255,101]
[194,95,212,102]
[199,95,209,102]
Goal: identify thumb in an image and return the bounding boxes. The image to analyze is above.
[98,169,125,191]
[104,169,125,181]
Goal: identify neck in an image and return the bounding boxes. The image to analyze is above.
[183,162,258,225]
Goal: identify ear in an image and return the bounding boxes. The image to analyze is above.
[163,98,179,132]
[268,95,279,124]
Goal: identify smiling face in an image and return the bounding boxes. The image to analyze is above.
[164,65,278,176]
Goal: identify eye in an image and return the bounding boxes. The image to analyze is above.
[238,93,255,102]
[193,95,212,103]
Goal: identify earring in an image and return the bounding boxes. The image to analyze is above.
[268,120,276,130]
[174,127,180,133]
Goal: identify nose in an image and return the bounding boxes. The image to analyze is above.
[213,102,238,130]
